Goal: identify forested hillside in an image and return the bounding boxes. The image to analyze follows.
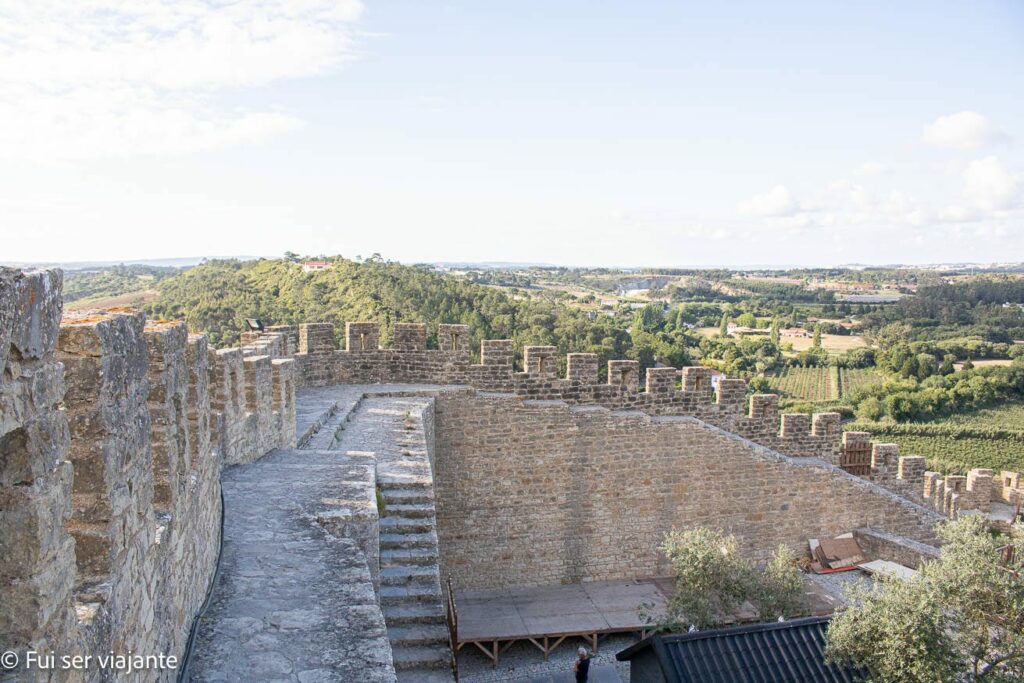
[144,257,634,367]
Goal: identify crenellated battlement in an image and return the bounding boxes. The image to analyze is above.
[3,273,994,680]
[827,432,1000,521]
[237,320,851,462]
[0,268,296,680]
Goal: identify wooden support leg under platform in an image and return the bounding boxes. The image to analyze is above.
[469,640,499,666]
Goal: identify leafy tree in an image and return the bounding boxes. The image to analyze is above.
[856,396,886,421]
[826,515,1024,682]
[812,324,822,349]
[770,317,780,346]
[719,312,730,338]
[656,528,805,631]
[634,302,665,333]
[660,528,751,630]
[736,312,757,328]
[755,544,804,621]
[916,352,936,380]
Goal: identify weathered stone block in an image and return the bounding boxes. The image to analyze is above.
[607,360,640,392]
[716,378,747,409]
[346,322,380,352]
[681,366,712,393]
[812,412,841,437]
[645,367,677,395]
[393,323,427,351]
[565,353,598,384]
[481,339,514,367]
[524,346,558,376]
[438,324,470,352]
[2,268,63,364]
[299,322,335,354]
[780,413,811,437]
[748,393,779,420]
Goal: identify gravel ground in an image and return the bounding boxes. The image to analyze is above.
[457,634,635,682]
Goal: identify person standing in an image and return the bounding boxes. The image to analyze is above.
[574,646,591,682]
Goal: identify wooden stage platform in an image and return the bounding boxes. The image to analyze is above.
[452,578,673,664]
[450,572,846,666]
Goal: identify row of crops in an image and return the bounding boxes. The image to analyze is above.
[767,366,835,401]
[766,366,885,402]
[847,421,1024,475]
[837,367,885,396]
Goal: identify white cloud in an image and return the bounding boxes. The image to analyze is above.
[962,156,1020,212]
[938,204,982,223]
[855,161,890,177]
[922,111,1008,150]
[737,185,799,217]
[0,1,363,161]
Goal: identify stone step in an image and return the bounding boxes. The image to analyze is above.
[383,603,447,626]
[380,548,439,567]
[383,488,435,504]
[380,584,444,605]
[381,565,440,586]
[383,502,436,518]
[380,477,432,491]
[381,517,435,534]
[390,645,451,671]
[387,624,450,647]
[380,532,438,550]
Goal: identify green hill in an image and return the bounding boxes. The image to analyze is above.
[144,257,631,366]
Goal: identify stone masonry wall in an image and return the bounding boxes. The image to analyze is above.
[264,322,846,462]
[0,268,296,682]
[0,269,77,662]
[431,393,943,591]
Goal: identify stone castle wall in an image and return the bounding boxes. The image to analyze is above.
[257,322,845,462]
[0,268,295,682]
[430,393,943,591]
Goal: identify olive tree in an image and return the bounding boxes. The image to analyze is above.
[826,515,1024,682]
[655,528,805,631]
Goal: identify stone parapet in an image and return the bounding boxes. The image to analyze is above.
[433,392,943,591]
[393,322,427,351]
[0,268,76,658]
[280,320,853,461]
[566,353,598,384]
[1,268,296,678]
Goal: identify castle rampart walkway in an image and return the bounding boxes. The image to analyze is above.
[186,385,462,682]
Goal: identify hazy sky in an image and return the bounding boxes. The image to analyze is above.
[2,1,1022,266]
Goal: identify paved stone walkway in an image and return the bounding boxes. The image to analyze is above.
[187,385,462,682]
[186,444,393,682]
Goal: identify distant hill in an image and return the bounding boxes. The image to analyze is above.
[1,256,262,271]
[142,257,631,357]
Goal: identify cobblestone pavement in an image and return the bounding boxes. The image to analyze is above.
[457,635,634,683]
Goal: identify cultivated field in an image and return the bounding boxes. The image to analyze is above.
[64,288,160,311]
[836,367,885,397]
[848,420,1024,475]
[767,366,835,401]
[787,334,868,352]
[766,366,884,402]
[953,359,1014,371]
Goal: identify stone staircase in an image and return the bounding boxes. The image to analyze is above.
[379,479,453,682]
